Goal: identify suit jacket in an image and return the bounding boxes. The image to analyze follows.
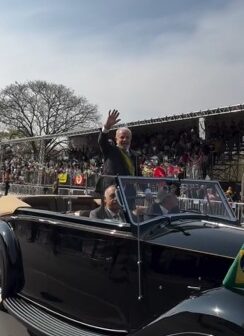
[146,202,180,218]
[89,205,126,222]
[98,130,140,176]
[147,203,165,217]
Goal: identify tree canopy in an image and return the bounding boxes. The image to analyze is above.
[0,80,100,158]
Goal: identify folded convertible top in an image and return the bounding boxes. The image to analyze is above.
[0,196,31,216]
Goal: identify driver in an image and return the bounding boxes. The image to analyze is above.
[147,188,180,217]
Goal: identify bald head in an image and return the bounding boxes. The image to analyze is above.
[104,185,120,213]
[115,127,132,150]
[104,185,116,199]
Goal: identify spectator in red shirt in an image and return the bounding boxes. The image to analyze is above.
[153,161,167,177]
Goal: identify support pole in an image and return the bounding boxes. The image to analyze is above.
[199,117,206,140]
[37,140,45,186]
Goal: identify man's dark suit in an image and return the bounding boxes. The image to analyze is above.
[146,202,180,218]
[146,203,166,218]
[89,205,126,222]
[96,131,140,198]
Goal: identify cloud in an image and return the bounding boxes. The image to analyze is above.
[0,0,244,123]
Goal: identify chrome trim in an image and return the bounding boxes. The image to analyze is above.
[39,218,58,225]
[12,214,134,239]
[137,221,143,300]
[17,294,128,334]
[202,220,244,231]
[166,333,213,336]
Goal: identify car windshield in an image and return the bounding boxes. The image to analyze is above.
[117,177,236,224]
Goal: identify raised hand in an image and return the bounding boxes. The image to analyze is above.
[104,110,121,130]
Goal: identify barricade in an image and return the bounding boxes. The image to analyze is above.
[178,197,244,225]
[230,202,244,225]
[2,183,46,196]
[179,198,229,218]
[0,183,93,196]
[3,171,99,189]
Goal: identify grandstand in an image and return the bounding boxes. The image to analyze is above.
[0,103,244,185]
[70,103,244,183]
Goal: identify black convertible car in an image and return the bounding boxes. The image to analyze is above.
[1,176,244,336]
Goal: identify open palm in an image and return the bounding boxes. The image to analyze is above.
[104,110,121,130]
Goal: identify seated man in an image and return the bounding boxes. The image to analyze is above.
[89,185,126,222]
[147,188,180,217]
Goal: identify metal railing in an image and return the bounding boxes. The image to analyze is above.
[229,201,244,225]
[178,197,229,218]
[0,183,93,196]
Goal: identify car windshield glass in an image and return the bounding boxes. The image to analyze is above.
[117,177,236,224]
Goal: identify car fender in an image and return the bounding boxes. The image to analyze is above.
[134,287,244,336]
[162,286,244,323]
[0,220,19,265]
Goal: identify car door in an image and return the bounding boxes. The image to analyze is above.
[43,215,151,332]
[12,209,147,332]
[143,241,232,320]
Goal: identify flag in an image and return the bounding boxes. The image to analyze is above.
[223,244,244,290]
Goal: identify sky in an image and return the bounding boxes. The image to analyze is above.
[0,0,244,124]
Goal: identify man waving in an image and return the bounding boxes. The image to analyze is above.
[98,110,140,177]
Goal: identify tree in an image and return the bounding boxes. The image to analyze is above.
[0,80,100,158]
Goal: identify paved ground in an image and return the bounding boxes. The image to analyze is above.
[0,309,32,336]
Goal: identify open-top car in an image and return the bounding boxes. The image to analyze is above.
[1,176,244,336]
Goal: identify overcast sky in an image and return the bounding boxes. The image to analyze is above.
[0,0,244,124]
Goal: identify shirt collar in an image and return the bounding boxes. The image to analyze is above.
[117,145,130,152]
[106,207,119,217]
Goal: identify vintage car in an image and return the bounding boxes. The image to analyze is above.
[1,176,244,336]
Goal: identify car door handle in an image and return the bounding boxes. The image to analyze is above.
[38,219,58,225]
[187,285,201,291]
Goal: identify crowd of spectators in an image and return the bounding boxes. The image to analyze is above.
[1,119,243,192]
[0,157,100,187]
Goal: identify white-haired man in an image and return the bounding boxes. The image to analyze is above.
[97,110,140,192]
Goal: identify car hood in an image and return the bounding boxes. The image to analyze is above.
[147,220,244,259]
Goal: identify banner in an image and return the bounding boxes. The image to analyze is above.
[58,172,68,184]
